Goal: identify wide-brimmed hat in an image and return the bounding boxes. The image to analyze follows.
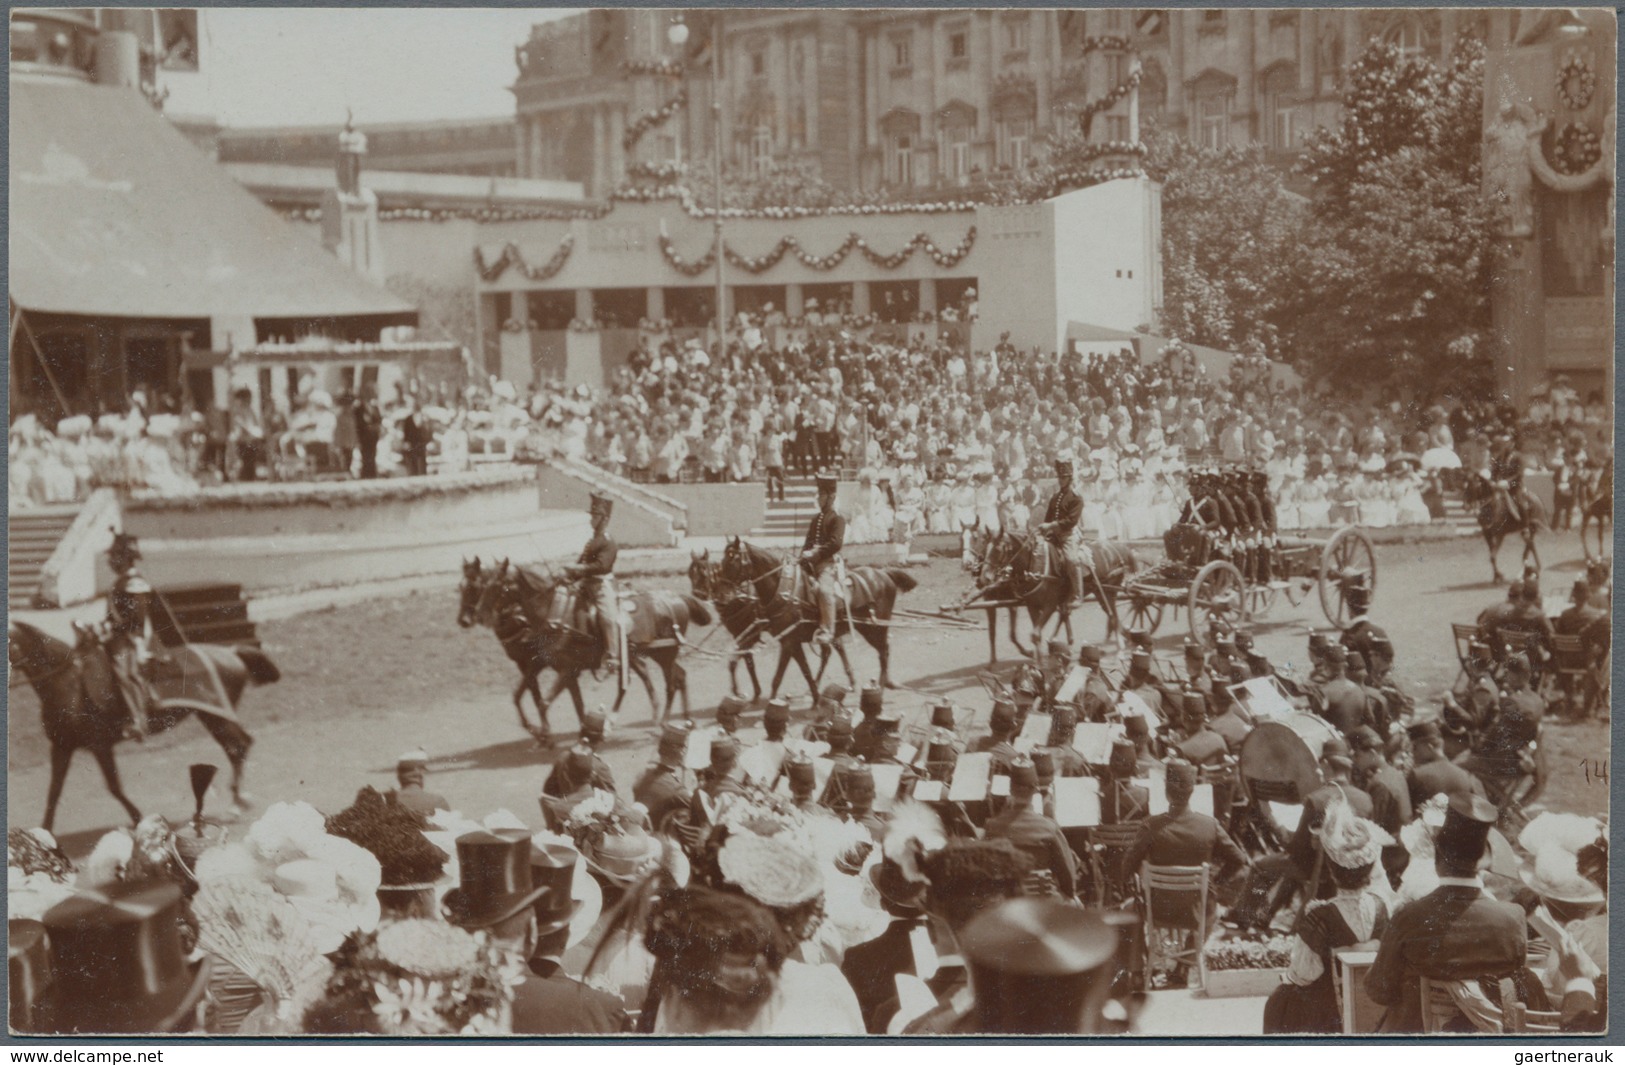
[583,827,665,885]
[717,832,823,909]
[441,831,549,931]
[33,882,211,1034]
[1315,799,1393,869]
[1520,846,1605,906]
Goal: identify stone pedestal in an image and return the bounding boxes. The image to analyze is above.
[320,188,385,287]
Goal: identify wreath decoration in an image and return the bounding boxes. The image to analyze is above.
[1550,121,1601,176]
[473,233,576,283]
[1556,50,1596,111]
[658,227,977,277]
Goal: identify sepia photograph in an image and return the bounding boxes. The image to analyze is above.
[4,5,1615,1040]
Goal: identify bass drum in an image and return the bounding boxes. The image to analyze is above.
[1238,713,1339,804]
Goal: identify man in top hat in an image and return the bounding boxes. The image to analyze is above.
[565,493,623,682]
[510,844,626,1034]
[1366,795,1528,1032]
[1125,761,1249,951]
[391,749,450,818]
[1405,718,1484,808]
[103,531,159,741]
[542,742,617,803]
[984,756,1078,899]
[32,880,211,1035]
[800,471,847,645]
[633,721,695,831]
[843,848,934,1032]
[1036,455,1084,604]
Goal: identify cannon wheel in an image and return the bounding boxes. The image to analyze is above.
[1115,587,1166,636]
[1248,583,1279,619]
[1189,560,1248,646]
[1318,526,1378,630]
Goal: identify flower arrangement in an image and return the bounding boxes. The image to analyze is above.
[1203,930,1294,971]
[325,788,447,888]
[1550,122,1601,176]
[1556,50,1596,111]
[7,828,78,921]
[302,921,525,1035]
[627,160,687,184]
[474,233,575,284]
[560,788,641,854]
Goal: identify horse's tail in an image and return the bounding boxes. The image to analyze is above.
[233,645,282,685]
[881,567,918,594]
[678,594,713,628]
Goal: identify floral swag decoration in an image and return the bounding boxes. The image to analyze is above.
[658,225,977,277]
[1550,121,1602,177]
[474,233,575,284]
[623,88,689,153]
[1556,50,1596,112]
[623,58,684,79]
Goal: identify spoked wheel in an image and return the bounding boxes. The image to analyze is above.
[1116,589,1166,635]
[1319,526,1377,630]
[1248,583,1279,619]
[1189,560,1248,646]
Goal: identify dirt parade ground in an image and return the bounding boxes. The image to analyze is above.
[7,531,1610,853]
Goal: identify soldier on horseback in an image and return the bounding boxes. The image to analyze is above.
[1484,431,1532,525]
[800,472,846,645]
[565,493,623,681]
[1036,455,1083,603]
[104,531,158,742]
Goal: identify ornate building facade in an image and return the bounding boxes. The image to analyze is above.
[509,8,1486,197]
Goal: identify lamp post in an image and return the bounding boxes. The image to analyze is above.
[668,14,725,354]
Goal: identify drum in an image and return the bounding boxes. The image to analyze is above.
[1238,713,1338,803]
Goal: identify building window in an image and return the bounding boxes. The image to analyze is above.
[996,116,1032,169]
[1384,19,1424,56]
[891,34,911,71]
[1262,66,1299,152]
[1003,17,1030,53]
[941,128,972,184]
[750,49,766,76]
[752,126,774,175]
[1196,93,1230,149]
[890,133,914,185]
[949,30,968,60]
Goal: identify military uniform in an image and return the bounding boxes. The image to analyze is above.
[801,475,847,641]
[632,763,691,830]
[104,538,159,738]
[1040,460,1085,601]
[567,494,622,674]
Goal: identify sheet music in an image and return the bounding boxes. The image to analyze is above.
[948,751,993,802]
[1135,781,1214,817]
[1052,776,1103,828]
[1073,722,1124,765]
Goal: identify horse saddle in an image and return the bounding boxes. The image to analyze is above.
[73,638,127,717]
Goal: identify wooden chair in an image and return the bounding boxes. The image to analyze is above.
[1548,633,1598,715]
[1090,822,1144,907]
[1419,976,1466,1033]
[1450,623,1483,691]
[1419,976,1564,1033]
[1140,862,1211,990]
[1330,942,1380,1033]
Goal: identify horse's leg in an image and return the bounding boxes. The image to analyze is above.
[789,643,819,697]
[536,672,573,739]
[628,654,659,725]
[512,673,538,736]
[986,608,999,667]
[89,746,142,827]
[727,652,743,698]
[1008,606,1031,658]
[1486,532,1505,584]
[833,637,856,688]
[42,744,74,834]
[1523,530,1541,576]
[197,714,256,814]
[861,624,895,689]
[768,642,795,700]
[742,651,763,701]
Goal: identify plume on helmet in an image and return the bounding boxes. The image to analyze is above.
[880,799,946,886]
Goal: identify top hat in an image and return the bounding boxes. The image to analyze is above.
[588,492,613,519]
[763,697,791,729]
[33,882,211,1035]
[443,831,551,931]
[931,701,958,729]
[528,842,602,953]
[1436,794,1499,866]
[859,682,885,719]
[961,899,1118,1035]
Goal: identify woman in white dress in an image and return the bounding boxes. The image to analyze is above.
[1079,467,1107,537]
[1121,464,1155,540]
[950,471,977,532]
[1274,474,1303,532]
[848,470,878,543]
[893,471,925,542]
[1297,472,1332,529]
[972,469,1000,533]
[1096,465,1125,542]
[1394,465,1431,526]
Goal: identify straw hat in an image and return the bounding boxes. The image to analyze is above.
[1520,846,1605,906]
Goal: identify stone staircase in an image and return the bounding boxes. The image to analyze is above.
[8,504,82,611]
[151,582,261,648]
[751,479,820,543]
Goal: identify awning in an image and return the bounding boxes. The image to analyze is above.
[9,77,417,325]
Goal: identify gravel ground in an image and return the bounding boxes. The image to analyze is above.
[8,532,1611,852]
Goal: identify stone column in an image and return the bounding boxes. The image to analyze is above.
[591,107,607,196]
[786,283,806,317]
[575,289,595,324]
[852,281,872,315]
[530,116,545,178]
[918,278,937,314]
[646,286,666,322]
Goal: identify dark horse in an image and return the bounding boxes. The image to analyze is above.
[477,560,711,728]
[459,557,554,741]
[686,549,824,700]
[1464,475,1546,583]
[1578,457,1612,562]
[718,537,917,691]
[8,621,277,832]
[960,527,1138,664]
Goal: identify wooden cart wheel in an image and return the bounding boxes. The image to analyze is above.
[1248,583,1279,619]
[1318,526,1378,630]
[1116,589,1166,636]
[1189,560,1248,646]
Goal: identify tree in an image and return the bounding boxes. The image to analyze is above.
[1287,38,1499,398]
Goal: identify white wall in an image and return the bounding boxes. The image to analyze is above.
[1049,176,1160,344]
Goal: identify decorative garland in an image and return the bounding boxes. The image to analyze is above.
[1079,67,1144,120]
[278,204,611,225]
[657,226,977,276]
[625,160,687,184]
[1550,122,1602,176]
[623,58,684,79]
[1037,164,1149,198]
[1080,35,1133,54]
[1556,50,1596,111]
[473,233,576,283]
[622,87,688,153]
[613,183,985,218]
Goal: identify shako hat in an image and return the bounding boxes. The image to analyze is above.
[930,700,958,729]
[814,470,839,492]
[763,697,791,729]
[859,681,885,719]
[588,492,613,519]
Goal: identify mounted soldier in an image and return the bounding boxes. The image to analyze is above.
[1484,431,1532,525]
[1036,455,1084,603]
[800,471,846,645]
[565,493,624,684]
[103,531,159,741]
